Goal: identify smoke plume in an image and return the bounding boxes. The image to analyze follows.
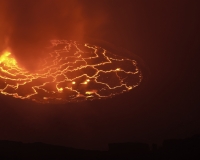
[0,0,108,71]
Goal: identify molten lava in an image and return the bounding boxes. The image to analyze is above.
[0,40,142,103]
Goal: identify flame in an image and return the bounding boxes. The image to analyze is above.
[0,40,142,103]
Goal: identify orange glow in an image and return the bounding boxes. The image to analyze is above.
[0,40,142,103]
[58,88,63,92]
[85,90,97,95]
[81,81,88,85]
[0,51,16,66]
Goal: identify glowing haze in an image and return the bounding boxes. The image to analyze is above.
[0,0,107,70]
[0,40,142,103]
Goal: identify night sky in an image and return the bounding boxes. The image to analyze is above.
[0,0,199,150]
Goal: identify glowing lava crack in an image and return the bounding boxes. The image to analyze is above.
[0,40,142,103]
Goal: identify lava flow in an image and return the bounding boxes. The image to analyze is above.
[0,40,142,103]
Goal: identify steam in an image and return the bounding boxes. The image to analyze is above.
[0,0,108,71]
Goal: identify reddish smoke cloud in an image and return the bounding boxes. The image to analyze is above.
[0,0,108,71]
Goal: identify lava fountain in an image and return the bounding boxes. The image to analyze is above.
[0,40,142,103]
